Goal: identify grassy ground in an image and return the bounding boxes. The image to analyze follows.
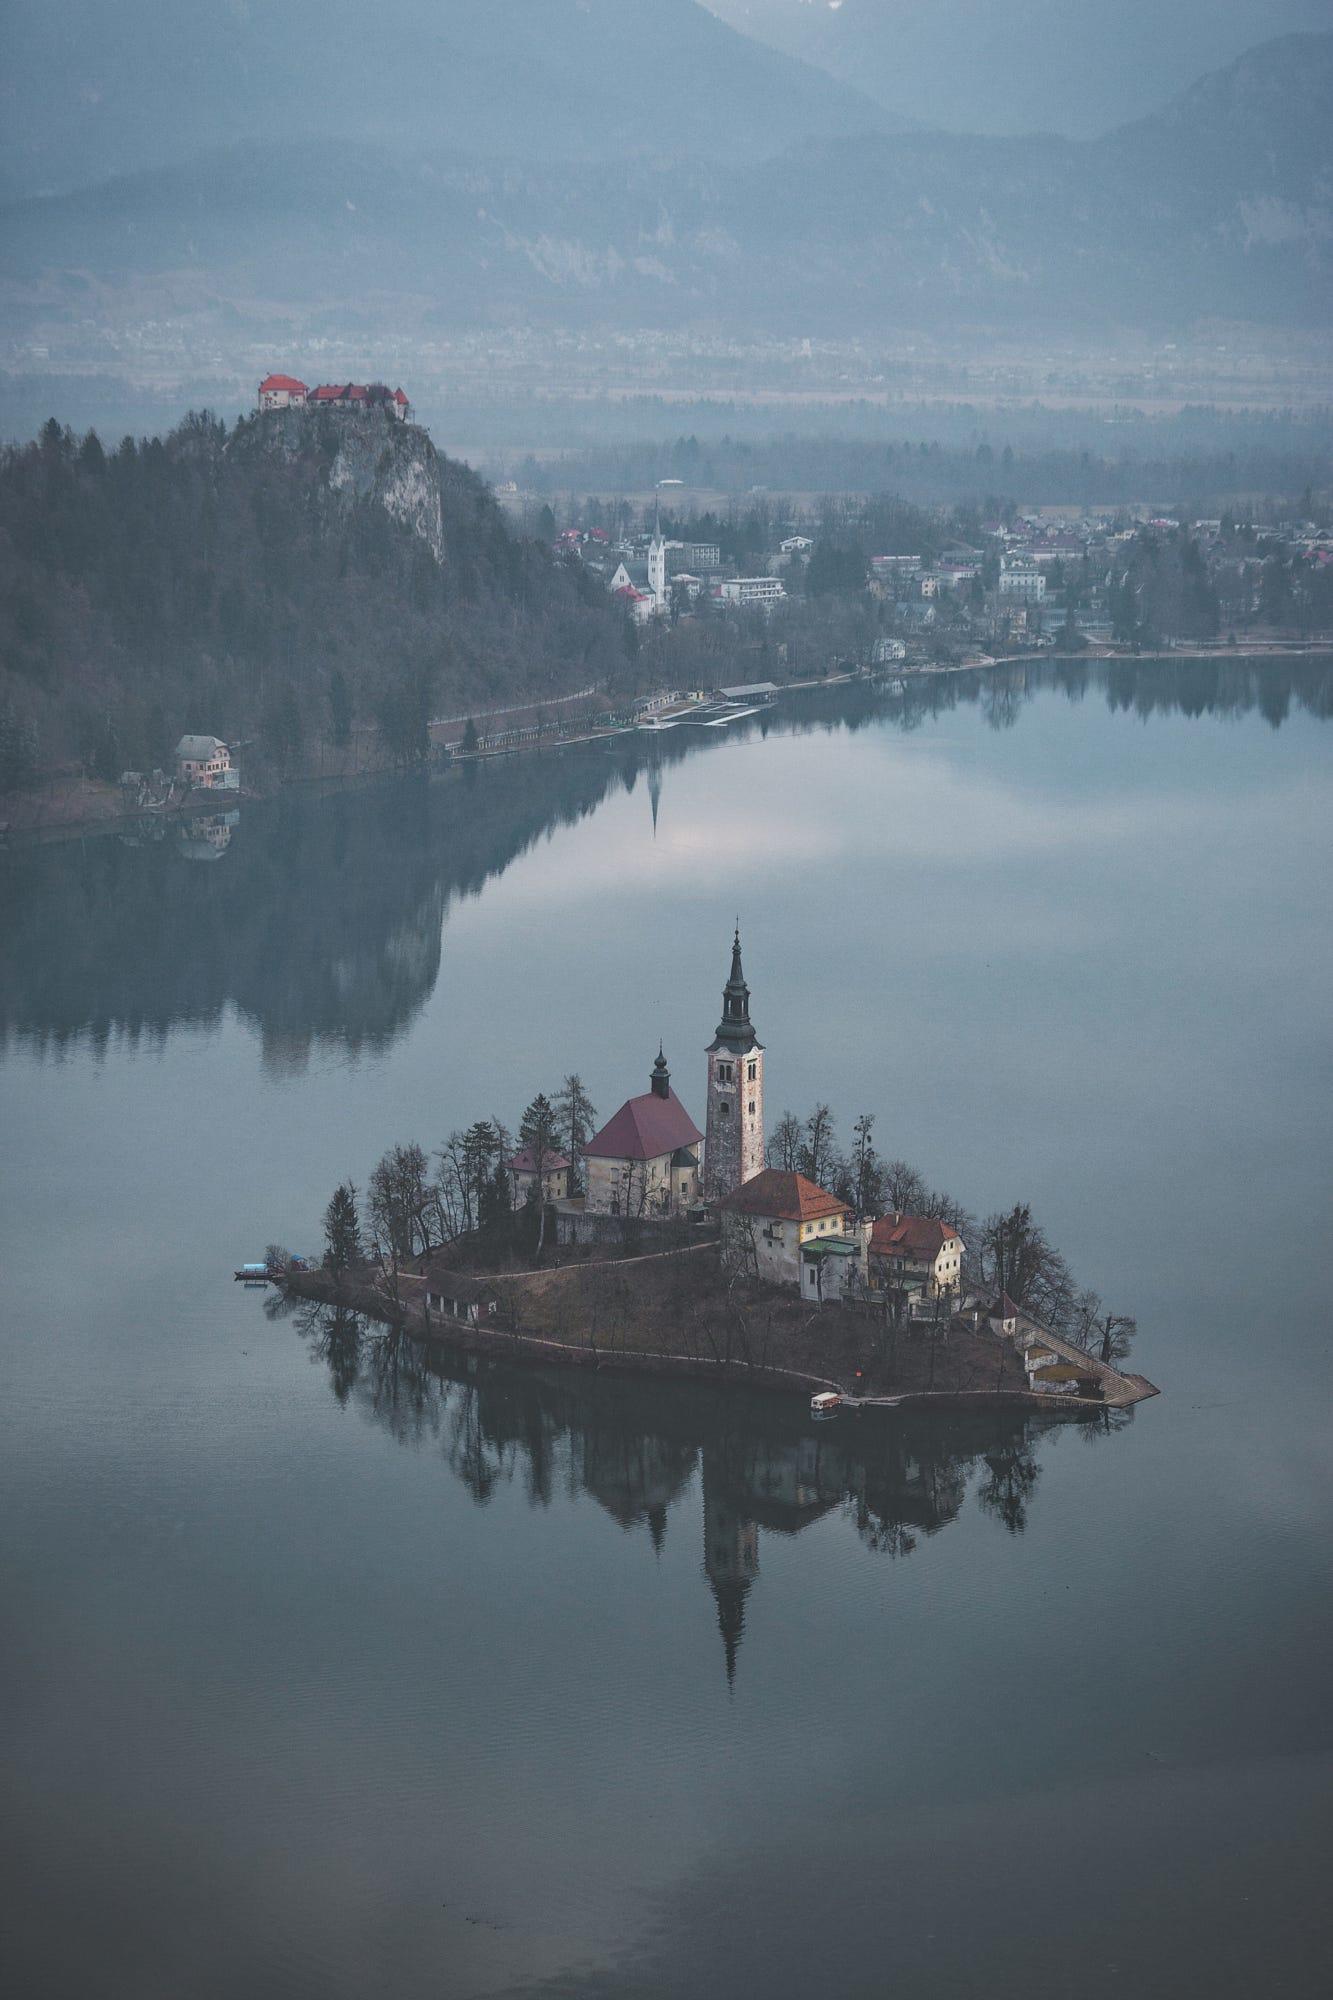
[505,1251,1031,1397]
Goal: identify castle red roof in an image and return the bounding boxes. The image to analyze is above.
[393,387,409,404]
[583,1090,702,1163]
[719,1170,848,1224]
[260,373,307,393]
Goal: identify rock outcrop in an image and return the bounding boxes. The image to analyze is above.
[243,405,444,563]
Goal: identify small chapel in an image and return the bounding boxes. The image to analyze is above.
[556,932,765,1243]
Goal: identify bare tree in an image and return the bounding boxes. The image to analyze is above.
[768,1110,803,1172]
[368,1142,435,1262]
[881,1158,929,1214]
[798,1103,838,1187]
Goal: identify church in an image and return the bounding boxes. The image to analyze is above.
[555,932,765,1242]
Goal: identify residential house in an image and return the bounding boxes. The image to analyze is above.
[507,1146,572,1206]
[718,1169,850,1289]
[174,735,235,789]
[717,576,787,609]
[868,1214,965,1300]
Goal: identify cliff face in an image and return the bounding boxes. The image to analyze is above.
[246,405,445,562]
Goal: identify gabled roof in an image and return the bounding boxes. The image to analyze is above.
[259,373,307,393]
[174,734,227,760]
[507,1147,571,1175]
[719,1170,848,1224]
[583,1089,702,1164]
[869,1213,960,1261]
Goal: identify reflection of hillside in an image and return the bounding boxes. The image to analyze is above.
[300,1311,1074,1685]
[0,752,624,1055]
[4,657,1321,1056]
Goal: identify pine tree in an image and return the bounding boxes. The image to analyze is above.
[323,1181,363,1280]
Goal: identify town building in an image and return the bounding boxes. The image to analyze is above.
[258,373,308,411]
[704,931,764,1201]
[868,1213,965,1300]
[507,1146,571,1206]
[719,1169,850,1287]
[581,1049,702,1219]
[717,576,787,609]
[999,559,1046,603]
[174,735,235,789]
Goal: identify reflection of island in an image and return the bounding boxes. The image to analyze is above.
[3,657,1324,1058]
[291,1304,1102,1685]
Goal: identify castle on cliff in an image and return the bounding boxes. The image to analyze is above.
[258,373,411,420]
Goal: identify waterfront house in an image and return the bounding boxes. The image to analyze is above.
[507,1145,571,1205]
[174,735,234,789]
[719,1169,850,1288]
[868,1214,965,1300]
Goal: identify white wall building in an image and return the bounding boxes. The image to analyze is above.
[718,577,786,609]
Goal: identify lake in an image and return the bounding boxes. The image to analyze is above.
[2,659,1331,1998]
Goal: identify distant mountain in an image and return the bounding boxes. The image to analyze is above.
[4,32,1326,352]
[707,0,1331,138]
[1,0,896,197]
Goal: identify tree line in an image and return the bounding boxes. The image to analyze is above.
[318,1074,600,1280]
[766,1102,1135,1363]
[0,412,627,790]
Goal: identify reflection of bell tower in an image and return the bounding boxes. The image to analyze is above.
[704,928,764,1201]
[702,1449,758,1687]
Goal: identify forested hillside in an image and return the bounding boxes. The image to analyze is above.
[0,412,624,788]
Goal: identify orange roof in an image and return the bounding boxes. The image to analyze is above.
[869,1213,959,1261]
[259,373,307,393]
[719,1169,849,1224]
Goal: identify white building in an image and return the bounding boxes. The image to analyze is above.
[999,561,1047,603]
[258,373,308,411]
[718,577,786,609]
[174,735,235,789]
[719,1169,851,1289]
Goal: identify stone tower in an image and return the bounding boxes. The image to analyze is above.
[704,928,764,1201]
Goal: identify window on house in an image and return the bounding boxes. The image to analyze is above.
[747,1061,756,1081]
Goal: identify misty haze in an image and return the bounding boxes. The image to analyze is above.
[1,6,1331,1999]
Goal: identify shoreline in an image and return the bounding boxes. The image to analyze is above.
[279,1265,1157,1416]
[6,643,1329,847]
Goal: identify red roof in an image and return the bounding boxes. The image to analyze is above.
[583,1090,702,1163]
[393,387,409,404]
[719,1170,849,1224]
[507,1147,571,1175]
[869,1213,960,1262]
[259,373,307,393]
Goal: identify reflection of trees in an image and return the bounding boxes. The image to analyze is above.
[291,1306,1099,1678]
[4,658,1326,1058]
[977,1438,1042,1535]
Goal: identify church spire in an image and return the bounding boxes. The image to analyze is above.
[650,1044,671,1099]
[713,926,755,1050]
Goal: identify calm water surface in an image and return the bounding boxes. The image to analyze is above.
[2,663,1331,1997]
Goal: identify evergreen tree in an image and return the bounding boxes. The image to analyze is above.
[323,1181,363,1279]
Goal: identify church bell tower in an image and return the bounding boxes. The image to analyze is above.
[704,928,764,1201]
